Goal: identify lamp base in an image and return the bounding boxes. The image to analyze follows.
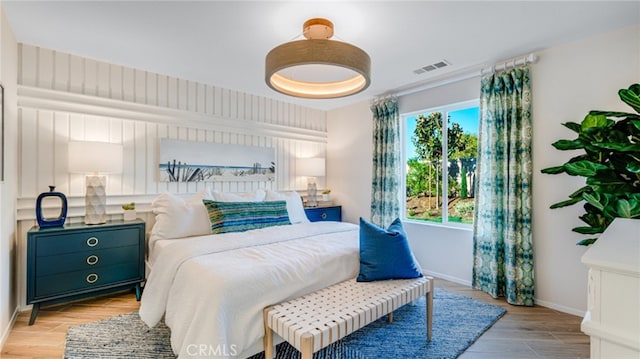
[307,181,318,207]
[85,175,107,225]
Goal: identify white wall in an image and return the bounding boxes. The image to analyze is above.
[0,5,19,346]
[327,24,640,315]
[17,44,327,204]
[326,101,372,224]
[532,24,640,314]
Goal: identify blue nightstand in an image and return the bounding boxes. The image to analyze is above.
[26,219,145,325]
[304,205,342,222]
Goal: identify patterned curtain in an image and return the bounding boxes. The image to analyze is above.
[472,67,534,306]
[370,98,400,227]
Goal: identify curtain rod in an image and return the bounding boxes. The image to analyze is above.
[481,53,538,75]
[389,52,538,98]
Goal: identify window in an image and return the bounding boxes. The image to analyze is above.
[403,100,479,226]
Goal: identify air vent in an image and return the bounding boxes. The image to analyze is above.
[413,60,450,75]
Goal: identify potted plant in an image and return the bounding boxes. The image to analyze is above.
[322,189,331,202]
[122,202,136,221]
[541,84,640,245]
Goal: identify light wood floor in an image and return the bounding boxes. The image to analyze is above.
[1,279,590,359]
[439,280,591,359]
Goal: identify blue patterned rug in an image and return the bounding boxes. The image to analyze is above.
[65,288,505,359]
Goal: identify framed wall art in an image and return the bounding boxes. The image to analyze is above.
[158,139,275,182]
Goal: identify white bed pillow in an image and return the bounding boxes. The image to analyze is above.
[150,190,213,243]
[212,189,266,202]
[265,190,310,224]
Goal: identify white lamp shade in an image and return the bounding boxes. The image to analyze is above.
[296,158,325,177]
[68,141,123,174]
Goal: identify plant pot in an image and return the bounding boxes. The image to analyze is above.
[322,194,330,201]
[123,210,137,221]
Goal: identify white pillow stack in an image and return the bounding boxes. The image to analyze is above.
[212,189,266,202]
[265,190,310,224]
[149,189,213,246]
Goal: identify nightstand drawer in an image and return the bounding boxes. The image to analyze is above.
[35,228,140,256]
[305,206,342,222]
[36,245,140,276]
[34,263,142,299]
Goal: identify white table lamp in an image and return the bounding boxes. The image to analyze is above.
[68,141,123,224]
[296,158,325,207]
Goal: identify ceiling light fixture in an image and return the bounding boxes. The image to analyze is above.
[265,18,371,99]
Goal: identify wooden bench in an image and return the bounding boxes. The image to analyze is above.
[263,276,433,359]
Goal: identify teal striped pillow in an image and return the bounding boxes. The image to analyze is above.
[202,200,291,234]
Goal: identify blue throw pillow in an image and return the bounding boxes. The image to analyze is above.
[357,217,423,282]
[203,200,291,234]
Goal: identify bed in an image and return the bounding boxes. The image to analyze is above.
[139,189,360,358]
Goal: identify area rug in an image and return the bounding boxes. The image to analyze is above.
[64,288,505,359]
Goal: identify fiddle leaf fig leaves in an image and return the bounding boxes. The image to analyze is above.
[581,114,610,131]
[550,197,583,209]
[616,199,632,218]
[564,161,607,177]
[540,165,566,175]
[626,162,640,173]
[582,192,605,211]
[590,110,640,120]
[551,139,584,150]
[562,122,582,133]
[619,83,640,113]
[541,83,640,245]
[572,226,604,235]
[577,238,598,246]
[617,198,640,218]
[594,142,640,152]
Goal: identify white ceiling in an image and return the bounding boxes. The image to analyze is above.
[2,1,639,111]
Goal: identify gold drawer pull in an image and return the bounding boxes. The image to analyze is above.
[86,237,99,247]
[86,273,99,284]
[321,213,327,220]
[86,255,99,265]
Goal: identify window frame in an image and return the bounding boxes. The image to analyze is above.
[400,99,480,229]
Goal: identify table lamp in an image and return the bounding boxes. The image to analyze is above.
[296,157,325,207]
[68,141,123,224]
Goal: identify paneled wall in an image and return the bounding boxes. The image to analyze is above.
[17,44,327,218]
[15,44,327,308]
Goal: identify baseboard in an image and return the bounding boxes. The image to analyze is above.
[535,298,585,317]
[0,307,19,349]
[423,270,586,318]
[423,270,472,287]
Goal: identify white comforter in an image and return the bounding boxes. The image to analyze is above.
[139,221,360,358]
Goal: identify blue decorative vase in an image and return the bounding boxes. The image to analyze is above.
[35,186,68,228]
